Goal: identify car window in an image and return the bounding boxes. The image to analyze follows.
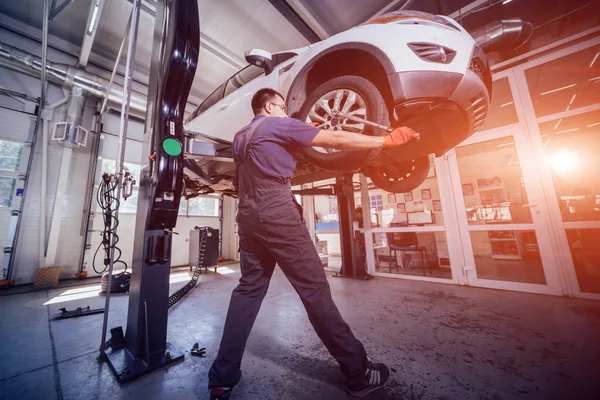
[187,83,225,122]
[223,65,264,98]
[273,52,296,66]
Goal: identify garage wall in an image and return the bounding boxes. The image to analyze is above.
[1,28,234,284]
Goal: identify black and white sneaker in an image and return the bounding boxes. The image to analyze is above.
[345,360,390,398]
[209,385,235,400]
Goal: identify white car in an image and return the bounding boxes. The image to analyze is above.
[183,11,527,195]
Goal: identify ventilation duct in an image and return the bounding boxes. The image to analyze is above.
[0,41,146,114]
[469,19,534,53]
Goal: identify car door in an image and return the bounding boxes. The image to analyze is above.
[186,65,278,143]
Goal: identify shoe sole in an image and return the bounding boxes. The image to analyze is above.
[345,374,391,398]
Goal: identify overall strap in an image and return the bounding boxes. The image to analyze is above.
[234,117,269,191]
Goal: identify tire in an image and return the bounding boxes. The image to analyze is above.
[367,156,430,193]
[297,75,389,172]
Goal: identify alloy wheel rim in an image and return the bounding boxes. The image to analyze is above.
[306,89,367,154]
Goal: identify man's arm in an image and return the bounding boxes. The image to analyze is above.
[311,126,419,151]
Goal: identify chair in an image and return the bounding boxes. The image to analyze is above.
[385,232,430,276]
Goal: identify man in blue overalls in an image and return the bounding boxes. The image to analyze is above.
[209,88,419,399]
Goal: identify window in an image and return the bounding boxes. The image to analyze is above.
[0,140,24,172]
[188,195,220,217]
[192,83,225,119]
[479,78,519,131]
[179,198,188,215]
[525,45,600,117]
[370,195,383,211]
[224,65,264,97]
[0,177,16,207]
[272,52,297,66]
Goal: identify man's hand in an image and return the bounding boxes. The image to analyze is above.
[308,121,320,127]
[383,126,419,147]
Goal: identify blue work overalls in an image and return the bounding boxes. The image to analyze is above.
[208,118,368,389]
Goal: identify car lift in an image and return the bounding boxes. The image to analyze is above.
[98,0,200,383]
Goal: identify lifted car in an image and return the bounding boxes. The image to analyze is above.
[183,11,532,196]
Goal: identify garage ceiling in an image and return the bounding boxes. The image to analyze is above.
[0,0,598,109]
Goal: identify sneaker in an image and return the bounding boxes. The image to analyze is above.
[345,360,390,398]
[209,385,235,400]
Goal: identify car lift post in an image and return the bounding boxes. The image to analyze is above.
[291,175,362,279]
[99,0,200,383]
[334,174,361,278]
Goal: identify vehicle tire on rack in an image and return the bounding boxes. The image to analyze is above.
[366,155,431,193]
[297,75,389,172]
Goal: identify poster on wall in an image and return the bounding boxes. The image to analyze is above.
[421,189,431,200]
[397,202,406,213]
[476,176,504,190]
[404,191,413,202]
[387,193,396,203]
[432,199,442,211]
[462,183,474,196]
[329,197,338,213]
[413,201,424,211]
[355,197,361,206]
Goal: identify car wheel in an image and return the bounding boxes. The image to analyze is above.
[297,75,389,172]
[367,156,430,193]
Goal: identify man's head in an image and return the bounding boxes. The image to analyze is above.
[252,88,288,118]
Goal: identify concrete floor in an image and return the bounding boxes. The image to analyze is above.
[1,264,599,400]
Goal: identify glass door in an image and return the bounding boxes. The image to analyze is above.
[445,72,564,295]
[514,38,600,299]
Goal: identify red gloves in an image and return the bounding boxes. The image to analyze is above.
[383,126,419,147]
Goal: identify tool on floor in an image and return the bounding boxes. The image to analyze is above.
[330,109,421,142]
[54,306,105,319]
[191,343,206,357]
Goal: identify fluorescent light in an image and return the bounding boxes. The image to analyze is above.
[586,122,600,127]
[565,94,577,112]
[590,51,600,68]
[500,101,514,108]
[497,142,515,147]
[87,1,100,35]
[540,83,577,96]
[556,128,579,134]
[554,118,563,130]
[503,0,513,4]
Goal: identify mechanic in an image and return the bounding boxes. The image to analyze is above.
[208,88,419,399]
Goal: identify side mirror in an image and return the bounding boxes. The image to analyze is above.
[245,49,274,75]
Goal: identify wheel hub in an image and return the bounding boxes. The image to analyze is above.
[306,89,367,153]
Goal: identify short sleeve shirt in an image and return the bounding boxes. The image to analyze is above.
[232,115,320,180]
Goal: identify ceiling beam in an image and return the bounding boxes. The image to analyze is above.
[79,0,105,67]
[448,0,490,20]
[285,0,329,40]
[267,0,321,43]
[128,0,245,69]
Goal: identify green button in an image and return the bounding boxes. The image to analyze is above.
[162,138,182,156]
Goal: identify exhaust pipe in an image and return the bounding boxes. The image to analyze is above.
[0,41,147,114]
[470,19,534,53]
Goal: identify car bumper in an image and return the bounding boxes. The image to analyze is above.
[385,54,491,162]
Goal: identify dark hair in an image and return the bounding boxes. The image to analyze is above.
[251,88,284,115]
[355,207,362,214]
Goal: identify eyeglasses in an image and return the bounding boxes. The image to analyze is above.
[269,102,287,112]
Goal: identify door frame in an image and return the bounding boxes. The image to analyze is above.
[445,68,565,295]
[509,35,600,299]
